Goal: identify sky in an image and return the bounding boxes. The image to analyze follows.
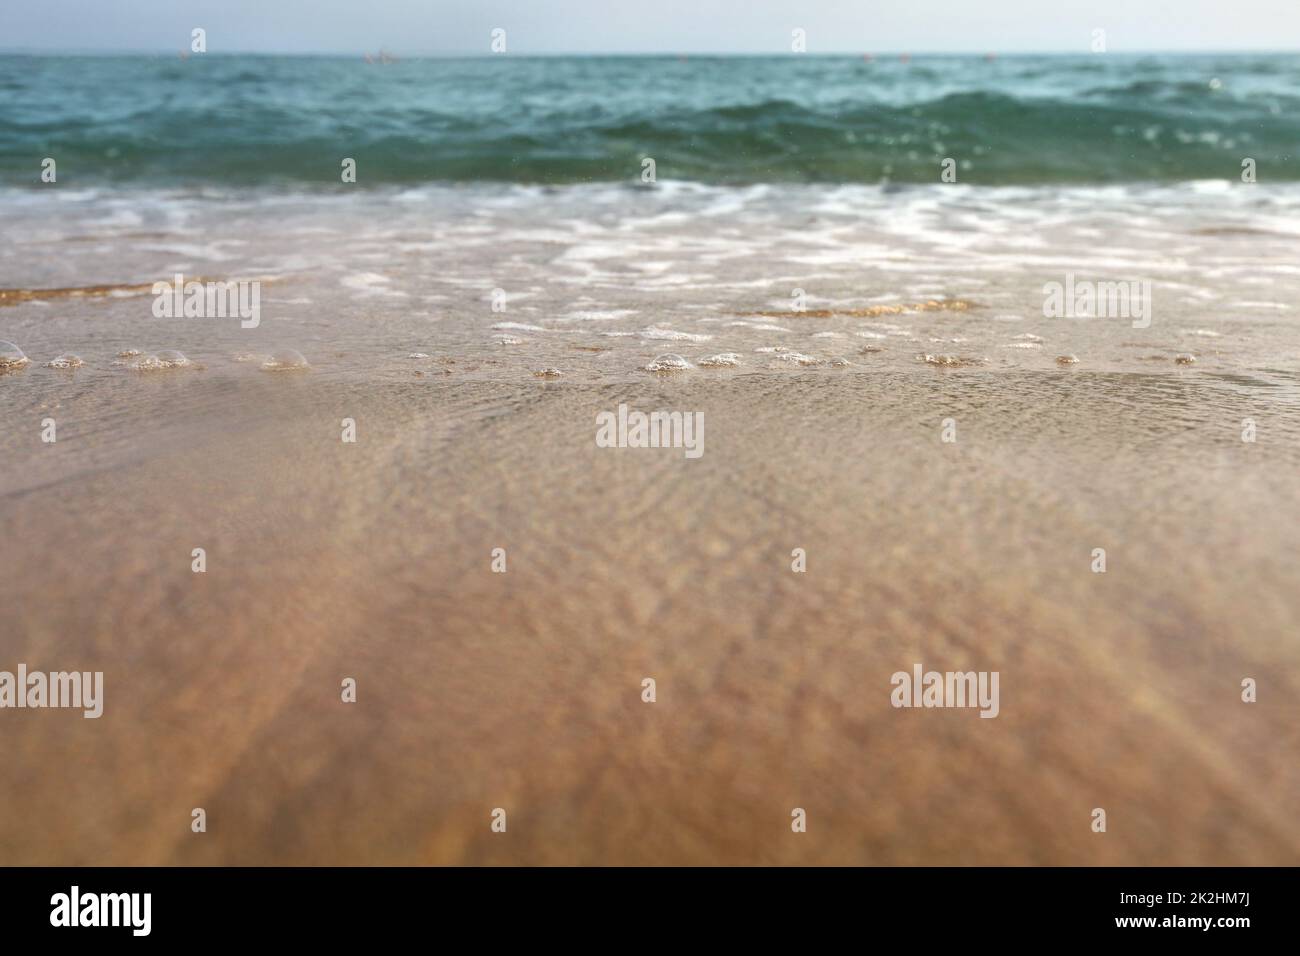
[3,0,1299,54]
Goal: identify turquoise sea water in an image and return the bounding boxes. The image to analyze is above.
[2,53,1299,186]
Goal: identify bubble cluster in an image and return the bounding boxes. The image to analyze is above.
[0,341,30,369]
[643,353,692,372]
[770,351,820,366]
[262,349,310,371]
[919,353,985,368]
[134,350,192,370]
[698,353,742,368]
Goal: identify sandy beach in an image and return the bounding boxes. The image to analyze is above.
[2,178,1299,864]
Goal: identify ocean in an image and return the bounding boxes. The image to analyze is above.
[2,53,1299,185]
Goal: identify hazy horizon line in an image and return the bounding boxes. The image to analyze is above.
[3,48,1299,57]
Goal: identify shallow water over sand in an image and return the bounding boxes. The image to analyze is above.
[4,183,1300,387]
[1,184,1298,863]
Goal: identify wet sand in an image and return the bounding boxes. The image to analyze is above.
[1,364,1298,864]
[2,183,1299,864]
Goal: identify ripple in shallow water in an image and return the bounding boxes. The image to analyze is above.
[1174,354,1197,365]
[726,320,791,332]
[262,349,309,371]
[1056,354,1080,365]
[533,367,563,378]
[45,352,84,368]
[644,353,692,372]
[0,341,30,368]
[743,299,976,319]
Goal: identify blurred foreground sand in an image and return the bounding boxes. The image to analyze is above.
[2,369,1297,864]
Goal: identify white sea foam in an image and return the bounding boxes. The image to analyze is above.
[639,327,712,343]
[491,322,548,332]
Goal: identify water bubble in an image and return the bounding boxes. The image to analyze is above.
[753,345,817,364]
[643,353,692,372]
[262,349,309,371]
[771,351,821,366]
[45,352,84,369]
[698,353,742,368]
[134,350,192,370]
[919,353,985,368]
[0,341,30,369]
